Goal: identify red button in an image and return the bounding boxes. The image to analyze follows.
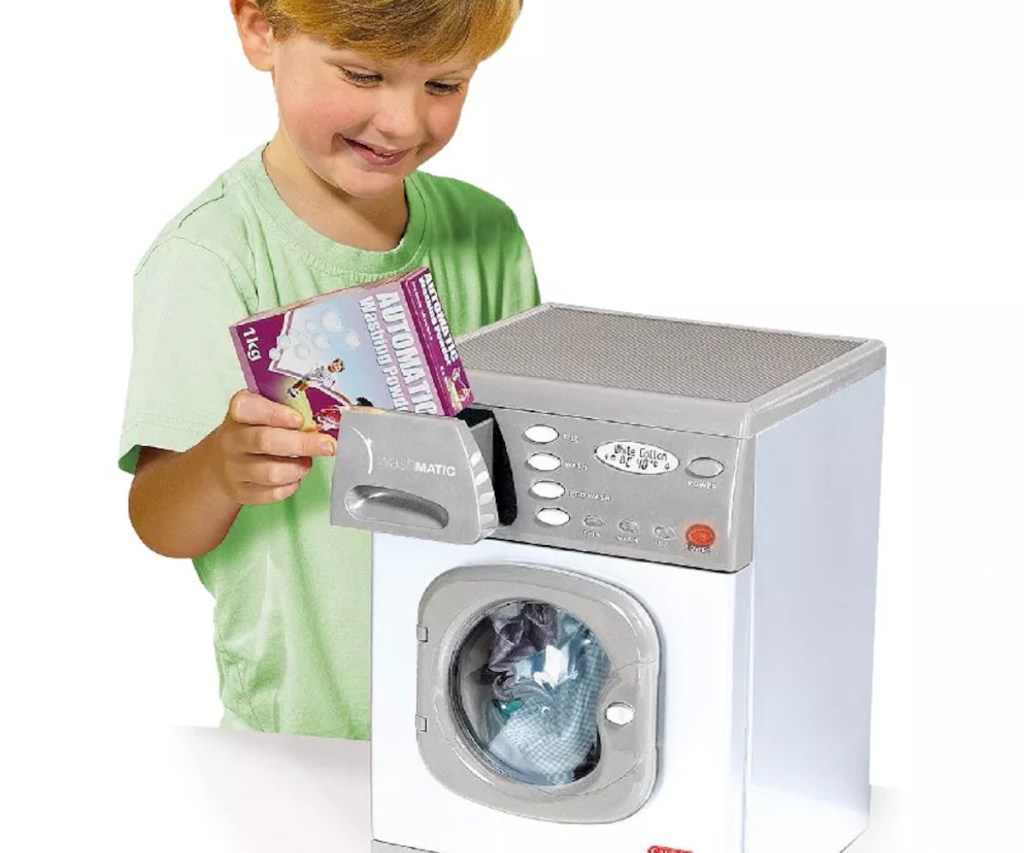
[685,524,716,548]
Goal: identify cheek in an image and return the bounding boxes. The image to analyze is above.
[277,72,361,145]
[424,100,467,145]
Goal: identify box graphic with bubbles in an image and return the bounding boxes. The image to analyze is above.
[229,266,472,437]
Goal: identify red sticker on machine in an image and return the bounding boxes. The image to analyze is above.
[648,847,694,853]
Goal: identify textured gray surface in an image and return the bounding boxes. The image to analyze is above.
[458,304,862,402]
[457,304,885,437]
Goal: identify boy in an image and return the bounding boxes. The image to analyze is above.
[119,0,538,739]
[287,356,346,398]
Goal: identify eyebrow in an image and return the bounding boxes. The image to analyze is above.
[324,48,475,77]
[433,64,475,76]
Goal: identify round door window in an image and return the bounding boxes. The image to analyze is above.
[450,600,612,787]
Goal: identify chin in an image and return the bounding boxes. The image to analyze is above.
[333,159,419,195]
[334,171,409,199]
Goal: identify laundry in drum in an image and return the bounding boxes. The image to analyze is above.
[473,601,612,786]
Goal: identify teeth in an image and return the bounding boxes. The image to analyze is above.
[349,138,404,158]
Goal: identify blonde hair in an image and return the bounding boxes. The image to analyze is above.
[255,0,524,64]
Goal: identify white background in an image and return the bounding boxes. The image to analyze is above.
[3,1,1022,850]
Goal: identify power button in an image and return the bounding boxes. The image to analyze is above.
[686,457,725,478]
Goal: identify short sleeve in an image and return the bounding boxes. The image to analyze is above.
[498,210,542,321]
[118,237,252,474]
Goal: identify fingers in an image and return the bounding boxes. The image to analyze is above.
[226,391,337,455]
[233,480,303,506]
[239,455,313,488]
[239,425,337,458]
[217,443,316,504]
[229,389,303,429]
[216,390,340,507]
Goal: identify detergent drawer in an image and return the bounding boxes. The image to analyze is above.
[330,407,514,545]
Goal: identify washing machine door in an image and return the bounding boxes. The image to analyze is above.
[416,563,660,823]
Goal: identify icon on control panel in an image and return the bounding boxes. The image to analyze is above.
[583,515,605,528]
[618,519,640,535]
[653,525,676,540]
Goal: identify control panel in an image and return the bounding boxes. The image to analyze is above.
[484,406,754,572]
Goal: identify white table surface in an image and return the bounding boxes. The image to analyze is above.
[145,727,909,852]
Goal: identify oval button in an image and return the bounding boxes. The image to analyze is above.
[524,424,559,444]
[527,453,562,472]
[605,702,636,726]
[686,456,725,478]
[535,508,571,527]
[530,481,566,499]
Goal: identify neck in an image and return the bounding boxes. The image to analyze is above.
[262,131,409,251]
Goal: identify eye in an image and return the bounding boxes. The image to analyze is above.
[427,80,464,96]
[340,67,381,86]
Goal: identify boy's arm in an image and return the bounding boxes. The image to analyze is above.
[128,441,240,559]
[119,237,337,559]
[127,390,336,560]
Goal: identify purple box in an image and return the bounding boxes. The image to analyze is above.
[229,267,473,438]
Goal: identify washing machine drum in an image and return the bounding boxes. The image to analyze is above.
[415,564,661,824]
[454,599,612,786]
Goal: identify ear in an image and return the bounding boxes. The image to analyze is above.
[231,0,276,72]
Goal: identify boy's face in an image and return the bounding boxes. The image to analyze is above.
[268,35,477,200]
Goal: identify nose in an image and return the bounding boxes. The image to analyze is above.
[370,86,424,145]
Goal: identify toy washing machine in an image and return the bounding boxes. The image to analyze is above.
[330,305,886,853]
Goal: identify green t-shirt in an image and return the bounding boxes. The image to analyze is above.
[119,145,540,739]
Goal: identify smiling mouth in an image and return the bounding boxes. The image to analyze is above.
[344,138,409,157]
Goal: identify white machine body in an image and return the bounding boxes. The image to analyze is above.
[331,305,886,853]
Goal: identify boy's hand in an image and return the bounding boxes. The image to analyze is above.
[208,390,338,506]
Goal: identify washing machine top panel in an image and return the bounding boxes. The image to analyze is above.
[457,304,886,438]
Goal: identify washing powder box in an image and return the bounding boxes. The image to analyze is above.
[229,267,473,438]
